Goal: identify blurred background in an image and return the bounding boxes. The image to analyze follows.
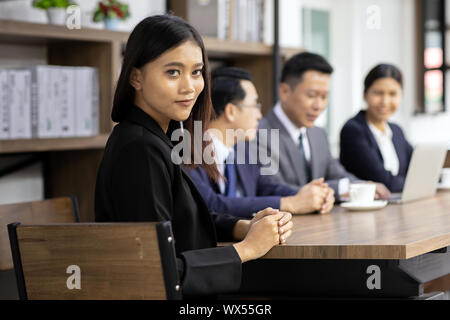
[0,0,448,218]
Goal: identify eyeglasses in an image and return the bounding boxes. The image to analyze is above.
[236,102,262,110]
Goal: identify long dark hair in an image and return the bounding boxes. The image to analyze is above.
[112,14,219,180]
[364,63,403,94]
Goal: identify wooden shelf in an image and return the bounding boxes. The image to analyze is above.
[0,135,109,154]
[0,19,129,44]
[204,37,272,57]
[0,19,300,55]
[204,37,302,58]
[0,18,301,58]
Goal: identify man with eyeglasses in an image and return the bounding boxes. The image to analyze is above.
[187,67,334,219]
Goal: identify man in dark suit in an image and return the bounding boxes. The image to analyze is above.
[188,67,335,218]
[257,52,391,201]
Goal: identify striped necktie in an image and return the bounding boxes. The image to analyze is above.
[299,132,312,183]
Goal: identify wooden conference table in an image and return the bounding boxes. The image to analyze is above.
[235,190,450,299]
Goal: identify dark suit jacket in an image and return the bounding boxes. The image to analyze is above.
[258,108,357,199]
[188,142,298,218]
[339,110,413,192]
[95,106,242,298]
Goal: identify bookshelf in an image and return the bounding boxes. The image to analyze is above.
[0,19,127,222]
[0,135,110,153]
[0,9,301,221]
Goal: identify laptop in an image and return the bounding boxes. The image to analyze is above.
[389,142,448,204]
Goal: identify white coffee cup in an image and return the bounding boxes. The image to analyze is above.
[349,183,376,204]
[441,168,450,185]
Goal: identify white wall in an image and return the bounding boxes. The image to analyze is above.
[348,0,414,131]
[0,0,166,205]
[328,0,359,153]
[280,0,332,48]
[326,0,450,157]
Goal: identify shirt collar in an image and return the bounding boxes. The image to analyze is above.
[274,102,304,143]
[367,121,393,139]
[209,131,233,165]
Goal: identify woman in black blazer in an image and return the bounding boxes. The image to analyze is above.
[340,64,413,192]
[95,15,293,298]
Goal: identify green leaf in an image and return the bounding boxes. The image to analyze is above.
[91,0,130,21]
[33,0,75,9]
[93,11,105,22]
[108,11,118,19]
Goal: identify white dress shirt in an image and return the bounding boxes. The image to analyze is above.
[367,121,400,176]
[274,102,350,195]
[274,103,311,160]
[209,132,242,197]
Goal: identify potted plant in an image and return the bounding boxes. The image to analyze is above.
[33,0,76,25]
[93,0,130,30]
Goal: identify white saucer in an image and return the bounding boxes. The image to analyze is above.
[437,183,450,190]
[340,200,388,211]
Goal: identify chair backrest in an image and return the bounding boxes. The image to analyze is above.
[0,196,79,271]
[8,222,181,300]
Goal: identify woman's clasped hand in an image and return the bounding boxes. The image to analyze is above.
[233,208,293,263]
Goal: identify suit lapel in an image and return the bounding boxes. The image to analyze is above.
[213,181,221,194]
[357,111,384,161]
[366,126,382,158]
[234,164,251,196]
[390,124,405,172]
[282,134,308,185]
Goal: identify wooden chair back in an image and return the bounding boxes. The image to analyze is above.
[0,196,79,271]
[8,222,181,300]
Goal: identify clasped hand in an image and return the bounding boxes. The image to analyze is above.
[281,178,335,214]
[233,207,293,263]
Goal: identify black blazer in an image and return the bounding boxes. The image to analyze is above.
[95,106,242,297]
[339,110,413,192]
